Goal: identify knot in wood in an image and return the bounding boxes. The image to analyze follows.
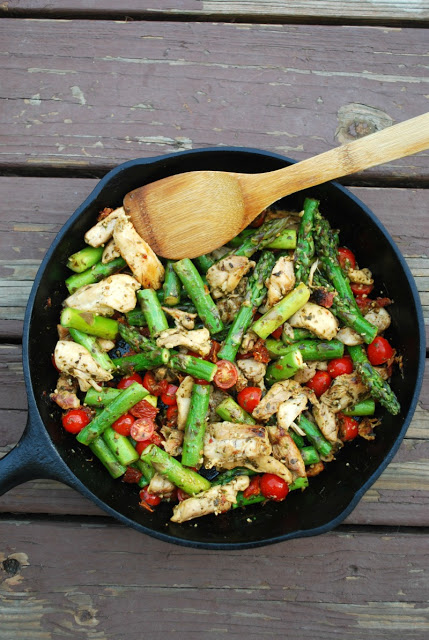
[2,557,20,577]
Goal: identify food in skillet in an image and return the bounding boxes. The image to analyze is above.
[51,198,400,523]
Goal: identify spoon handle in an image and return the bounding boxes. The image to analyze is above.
[248,111,429,207]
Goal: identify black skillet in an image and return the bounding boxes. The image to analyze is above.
[0,148,425,549]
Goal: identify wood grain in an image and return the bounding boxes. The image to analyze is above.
[1,20,429,179]
[0,520,429,640]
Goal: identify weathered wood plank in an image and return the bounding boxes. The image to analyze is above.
[0,178,427,339]
[0,521,428,640]
[1,20,429,179]
[2,0,428,24]
[0,345,428,525]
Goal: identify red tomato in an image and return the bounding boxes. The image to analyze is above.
[112,413,135,436]
[243,475,261,499]
[237,387,262,413]
[193,378,211,385]
[142,371,169,396]
[160,383,179,406]
[355,295,373,314]
[139,488,161,507]
[135,432,163,455]
[337,247,356,271]
[367,336,394,366]
[270,326,283,340]
[130,417,156,442]
[250,209,267,228]
[122,467,143,484]
[351,283,374,296]
[213,360,239,389]
[208,340,221,363]
[129,398,159,420]
[51,354,60,372]
[337,413,359,441]
[327,356,353,379]
[306,370,332,397]
[260,474,289,502]
[252,338,271,363]
[177,488,190,502]
[117,372,144,389]
[166,405,178,427]
[61,408,91,434]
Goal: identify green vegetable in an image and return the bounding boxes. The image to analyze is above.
[67,246,104,273]
[251,283,310,340]
[163,261,182,305]
[181,384,211,468]
[102,427,139,466]
[265,347,304,385]
[65,257,127,294]
[215,396,256,425]
[141,445,211,495]
[61,307,118,340]
[265,338,344,361]
[137,289,169,337]
[89,436,126,479]
[347,345,400,415]
[68,327,114,370]
[294,197,318,284]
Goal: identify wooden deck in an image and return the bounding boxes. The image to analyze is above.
[0,3,428,638]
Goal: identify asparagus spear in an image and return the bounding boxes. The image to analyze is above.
[215,396,256,425]
[296,414,333,457]
[141,445,211,495]
[294,197,318,284]
[265,347,304,385]
[194,254,215,274]
[251,282,310,340]
[343,399,376,416]
[89,436,127,479]
[173,258,224,334]
[118,323,158,353]
[300,446,320,466]
[67,246,104,273]
[125,308,147,327]
[232,218,292,258]
[281,326,314,345]
[228,228,297,250]
[347,345,400,415]
[65,257,127,294]
[112,349,170,375]
[217,251,276,362]
[61,307,119,340]
[163,261,182,305]
[102,427,139,466]
[211,467,257,486]
[288,476,309,491]
[137,289,169,337]
[289,430,305,448]
[84,387,157,408]
[68,327,114,370]
[232,493,266,508]
[168,352,218,382]
[265,338,344,361]
[181,383,211,468]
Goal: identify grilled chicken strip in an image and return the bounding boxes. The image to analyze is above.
[156,327,211,357]
[162,306,197,330]
[204,422,271,469]
[170,476,250,523]
[348,267,373,285]
[335,326,364,346]
[288,302,339,340]
[102,238,121,264]
[64,274,140,315]
[277,393,308,430]
[84,207,127,247]
[206,256,255,299]
[267,426,306,477]
[50,373,81,410]
[216,277,247,324]
[320,371,369,413]
[265,256,296,309]
[176,376,195,431]
[160,426,184,457]
[252,379,301,421]
[236,358,267,392]
[311,401,339,443]
[364,306,391,334]
[229,455,293,484]
[113,216,164,289]
[54,340,113,392]
[148,473,176,497]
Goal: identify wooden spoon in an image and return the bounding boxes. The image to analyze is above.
[124,112,429,259]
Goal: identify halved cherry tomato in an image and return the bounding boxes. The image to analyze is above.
[129,399,159,420]
[213,360,238,389]
[61,408,91,434]
[208,340,221,363]
[270,326,283,340]
[337,413,359,441]
[237,387,262,413]
[193,378,210,385]
[112,413,135,436]
[306,370,332,397]
[122,467,143,484]
[117,372,144,389]
[135,432,163,455]
[142,371,169,396]
[139,488,161,507]
[351,283,374,296]
[160,383,178,406]
[260,474,289,501]
[243,475,261,498]
[166,405,178,427]
[327,356,353,379]
[250,209,267,228]
[337,247,356,271]
[252,338,271,363]
[130,417,156,442]
[367,336,394,366]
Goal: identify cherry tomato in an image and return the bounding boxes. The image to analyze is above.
[112,413,135,436]
[337,413,359,441]
[117,372,144,390]
[122,467,143,484]
[355,295,372,314]
[351,283,374,296]
[259,474,289,502]
[61,408,91,434]
[250,209,267,228]
[142,371,169,396]
[208,340,221,363]
[237,387,262,413]
[270,326,283,340]
[51,354,60,372]
[243,475,261,499]
[130,417,156,442]
[367,336,394,366]
[252,338,271,363]
[160,383,179,406]
[193,377,211,385]
[139,488,161,507]
[129,398,159,420]
[177,488,190,502]
[306,370,332,397]
[327,356,353,379]
[135,432,163,455]
[213,360,239,389]
[166,405,178,427]
[337,247,356,271]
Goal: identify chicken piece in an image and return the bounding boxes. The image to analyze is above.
[233,455,293,484]
[266,256,296,308]
[239,329,259,355]
[102,238,121,264]
[267,426,306,477]
[170,476,250,523]
[84,207,127,247]
[57,324,70,341]
[252,379,301,421]
[216,277,247,324]
[50,373,80,410]
[64,274,141,316]
[162,306,197,331]
[113,216,164,289]
[153,366,179,383]
[277,393,308,430]
[204,422,271,469]
[293,361,328,384]
[97,338,116,352]
[335,326,364,346]
[156,327,211,356]
[148,473,176,497]
[320,372,369,413]
[288,302,339,340]
[160,426,184,457]
[348,267,373,285]
[207,387,229,423]
[176,376,195,431]
[206,256,255,299]
[236,358,267,392]
[54,340,113,392]
[311,401,339,444]
[364,306,391,334]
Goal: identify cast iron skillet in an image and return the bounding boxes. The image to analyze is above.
[0,148,425,549]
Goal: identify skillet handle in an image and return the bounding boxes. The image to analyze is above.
[0,410,66,496]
